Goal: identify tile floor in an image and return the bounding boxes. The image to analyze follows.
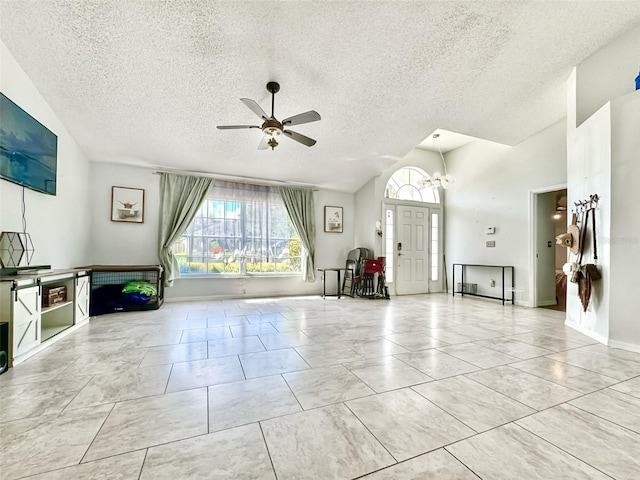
[2,294,640,479]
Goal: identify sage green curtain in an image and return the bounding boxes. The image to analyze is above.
[278,186,316,282]
[159,173,213,287]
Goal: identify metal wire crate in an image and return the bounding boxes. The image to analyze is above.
[84,265,164,316]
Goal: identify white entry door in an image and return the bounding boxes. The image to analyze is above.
[396,205,430,295]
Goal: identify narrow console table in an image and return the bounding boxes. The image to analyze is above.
[452,264,514,305]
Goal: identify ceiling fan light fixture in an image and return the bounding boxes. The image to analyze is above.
[217,82,320,150]
[264,127,282,137]
[267,137,279,150]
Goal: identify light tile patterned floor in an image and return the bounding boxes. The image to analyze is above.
[1,293,640,479]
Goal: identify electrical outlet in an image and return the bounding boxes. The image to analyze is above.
[486,241,496,247]
[241,288,247,295]
[490,279,496,287]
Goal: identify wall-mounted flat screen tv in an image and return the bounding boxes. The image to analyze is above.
[0,92,57,195]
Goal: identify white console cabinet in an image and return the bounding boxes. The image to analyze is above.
[0,269,90,368]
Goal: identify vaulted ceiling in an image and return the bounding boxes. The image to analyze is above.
[1,1,639,191]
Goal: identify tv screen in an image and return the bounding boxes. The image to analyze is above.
[0,93,57,195]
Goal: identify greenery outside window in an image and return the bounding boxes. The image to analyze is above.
[174,181,302,275]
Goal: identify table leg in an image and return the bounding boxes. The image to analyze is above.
[322,271,326,299]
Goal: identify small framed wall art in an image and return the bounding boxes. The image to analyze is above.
[324,205,343,233]
[111,186,145,223]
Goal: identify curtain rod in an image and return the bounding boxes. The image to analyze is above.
[152,169,318,191]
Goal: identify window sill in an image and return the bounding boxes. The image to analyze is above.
[177,273,301,280]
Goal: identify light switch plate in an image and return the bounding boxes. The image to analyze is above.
[485,227,496,234]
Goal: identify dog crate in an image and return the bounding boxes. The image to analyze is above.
[84,265,164,316]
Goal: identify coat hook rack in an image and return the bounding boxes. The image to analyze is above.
[574,193,599,213]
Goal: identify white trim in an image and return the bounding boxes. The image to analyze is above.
[608,339,640,354]
[537,300,557,307]
[176,273,300,280]
[383,198,441,208]
[529,184,567,308]
[564,319,608,345]
[530,183,568,194]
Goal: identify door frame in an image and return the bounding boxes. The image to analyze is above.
[383,199,443,295]
[529,183,567,308]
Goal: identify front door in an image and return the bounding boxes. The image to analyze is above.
[396,205,430,295]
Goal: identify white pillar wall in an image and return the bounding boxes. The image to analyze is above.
[565,23,640,351]
[565,74,611,343]
[608,93,640,350]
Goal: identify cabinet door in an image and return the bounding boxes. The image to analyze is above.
[13,286,40,356]
[75,275,90,323]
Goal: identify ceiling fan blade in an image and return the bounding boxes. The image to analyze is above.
[240,98,269,120]
[284,129,316,147]
[257,135,268,150]
[216,125,260,130]
[282,110,321,126]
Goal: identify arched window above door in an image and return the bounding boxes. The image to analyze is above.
[385,167,440,203]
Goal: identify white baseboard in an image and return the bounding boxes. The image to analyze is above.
[607,339,640,353]
[537,300,557,307]
[564,320,608,345]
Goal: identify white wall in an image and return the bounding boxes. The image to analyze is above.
[443,121,567,306]
[608,92,640,350]
[565,21,640,349]
[0,40,91,268]
[576,24,640,127]
[87,162,356,300]
[565,90,640,350]
[565,96,611,342]
[354,177,377,254]
[88,163,160,265]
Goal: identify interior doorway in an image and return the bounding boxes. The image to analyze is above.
[533,188,568,311]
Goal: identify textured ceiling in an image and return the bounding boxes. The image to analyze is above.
[417,129,477,153]
[1,1,639,192]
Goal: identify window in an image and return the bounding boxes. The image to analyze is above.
[385,166,440,204]
[385,208,394,283]
[431,212,439,281]
[174,181,302,275]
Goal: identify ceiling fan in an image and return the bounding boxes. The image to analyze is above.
[217,82,321,150]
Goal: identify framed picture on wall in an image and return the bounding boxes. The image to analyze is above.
[324,206,343,233]
[111,186,145,223]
